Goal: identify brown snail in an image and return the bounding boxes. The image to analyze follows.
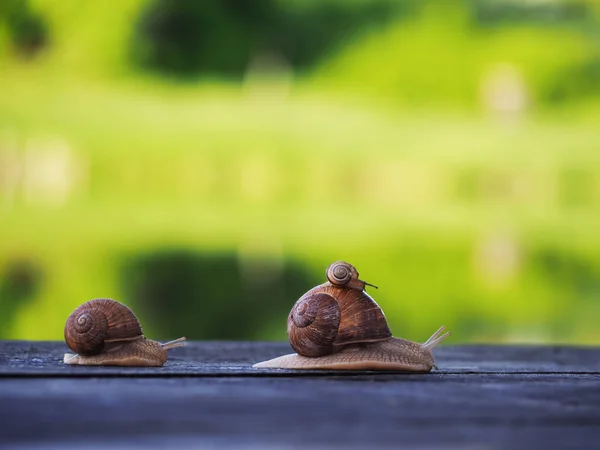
[254,261,450,371]
[63,298,186,367]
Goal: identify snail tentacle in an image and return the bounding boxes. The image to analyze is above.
[422,326,451,350]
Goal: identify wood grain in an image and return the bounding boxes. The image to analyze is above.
[1,341,599,449]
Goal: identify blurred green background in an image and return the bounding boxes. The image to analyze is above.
[1,0,599,345]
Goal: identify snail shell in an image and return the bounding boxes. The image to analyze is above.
[288,263,391,357]
[326,261,358,286]
[326,261,374,291]
[254,261,450,371]
[64,298,143,356]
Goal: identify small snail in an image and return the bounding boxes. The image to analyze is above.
[254,261,450,371]
[63,298,186,367]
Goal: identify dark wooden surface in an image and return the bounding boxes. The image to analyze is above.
[1,341,599,449]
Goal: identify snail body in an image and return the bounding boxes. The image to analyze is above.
[254,261,450,371]
[63,298,186,367]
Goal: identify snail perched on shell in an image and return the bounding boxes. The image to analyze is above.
[254,261,450,371]
[63,298,186,367]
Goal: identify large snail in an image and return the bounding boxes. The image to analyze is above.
[63,298,186,367]
[254,261,450,371]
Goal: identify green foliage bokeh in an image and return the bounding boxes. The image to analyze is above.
[1,0,600,345]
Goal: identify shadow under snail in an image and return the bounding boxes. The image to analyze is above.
[254,261,450,371]
[63,298,186,367]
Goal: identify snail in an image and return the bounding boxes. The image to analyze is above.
[63,298,186,367]
[253,261,450,371]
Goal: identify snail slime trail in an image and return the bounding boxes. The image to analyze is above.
[63,298,186,367]
[253,261,450,371]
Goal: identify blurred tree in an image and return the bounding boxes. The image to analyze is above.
[271,0,411,71]
[120,250,319,340]
[0,0,47,59]
[131,0,279,77]
[130,0,405,78]
[0,258,43,334]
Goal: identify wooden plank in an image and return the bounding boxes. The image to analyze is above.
[1,341,599,376]
[2,374,599,449]
[1,341,599,449]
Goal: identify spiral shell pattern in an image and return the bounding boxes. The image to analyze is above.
[64,298,143,355]
[326,261,357,287]
[288,293,341,357]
